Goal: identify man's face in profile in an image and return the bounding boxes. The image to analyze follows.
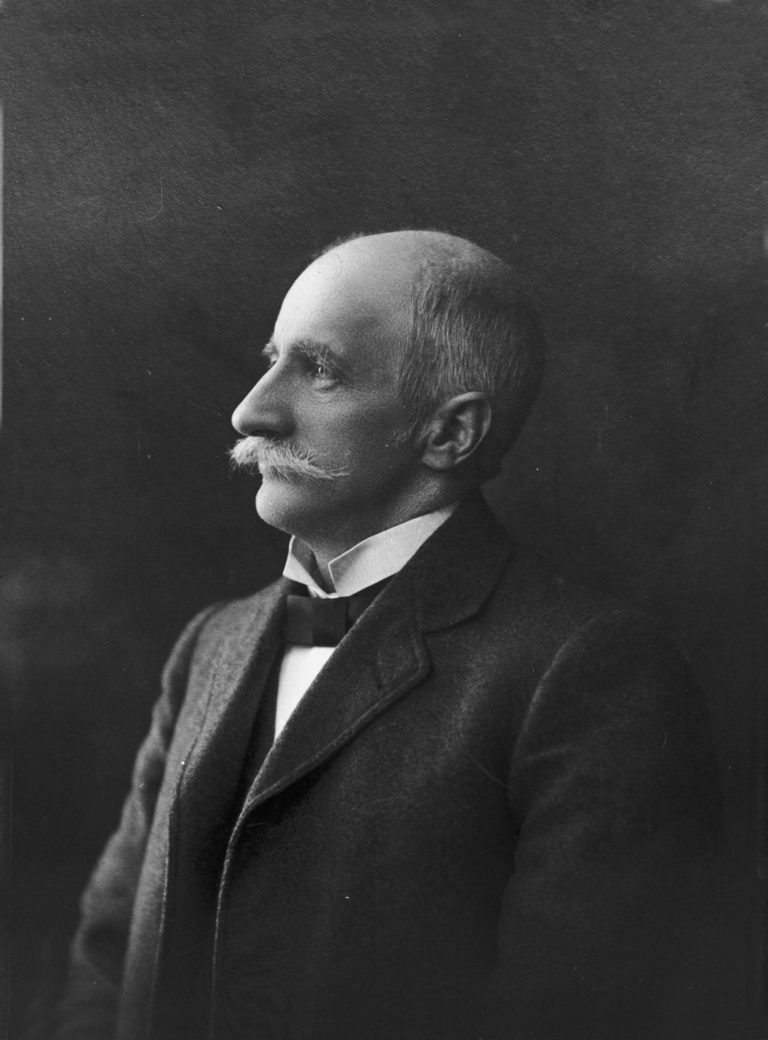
[231,240,426,548]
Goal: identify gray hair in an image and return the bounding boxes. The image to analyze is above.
[321,231,545,479]
[400,238,544,478]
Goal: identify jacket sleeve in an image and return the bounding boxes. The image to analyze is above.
[52,605,221,1040]
[484,610,724,1040]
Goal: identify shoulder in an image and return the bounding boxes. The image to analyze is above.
[483,545,664,663]
[490,553,716,774]
[193,578,286,642]
[162,577,286,688]
[471,547,714,746]
[421,494,661,658]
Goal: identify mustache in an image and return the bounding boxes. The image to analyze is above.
[229,437,350,482]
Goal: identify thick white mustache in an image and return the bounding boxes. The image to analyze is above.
[229,437,350,481]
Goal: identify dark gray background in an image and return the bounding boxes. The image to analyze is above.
[1,0,766,1033]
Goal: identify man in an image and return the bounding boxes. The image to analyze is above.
[57,231,721,1040]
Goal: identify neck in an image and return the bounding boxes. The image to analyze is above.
[300,487,465,586]
[307,554,335,592]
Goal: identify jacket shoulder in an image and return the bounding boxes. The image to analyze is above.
[161,578,286,699]
[476,547,700,700]
[192,578,285,643]
[491,547,640,636]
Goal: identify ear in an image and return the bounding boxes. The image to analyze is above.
[420,392,492,471]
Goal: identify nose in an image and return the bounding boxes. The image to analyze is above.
[231,369,293,438]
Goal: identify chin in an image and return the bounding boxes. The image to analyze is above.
[255,479,319,538]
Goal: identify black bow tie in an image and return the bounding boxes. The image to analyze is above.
[283,582,386,646]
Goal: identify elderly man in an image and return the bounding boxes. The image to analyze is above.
[57,231,721,1040]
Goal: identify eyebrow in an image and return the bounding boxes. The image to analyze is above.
[262,338,343,370]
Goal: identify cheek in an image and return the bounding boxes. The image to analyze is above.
[350,429,416,478]
[357,406,411,447]
[310,401,413,468]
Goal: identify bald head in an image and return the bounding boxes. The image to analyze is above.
[320,228,503,274]
[319,230,544,478]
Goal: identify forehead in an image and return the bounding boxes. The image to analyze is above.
[272,245,415,373]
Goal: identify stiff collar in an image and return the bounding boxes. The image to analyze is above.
[283,502,458,598]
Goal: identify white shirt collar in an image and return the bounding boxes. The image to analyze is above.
[283,502,458,598]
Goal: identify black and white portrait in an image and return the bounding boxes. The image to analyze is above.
[1,3,765,1038]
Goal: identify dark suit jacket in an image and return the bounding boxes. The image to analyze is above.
[56,494,722,1040]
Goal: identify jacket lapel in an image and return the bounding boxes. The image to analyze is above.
[239,493,512,816]
[151,579,293,1033]
[168,579,288,885]
[240,580,429,813]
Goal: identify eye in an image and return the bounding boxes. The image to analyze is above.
[308,358,339,386]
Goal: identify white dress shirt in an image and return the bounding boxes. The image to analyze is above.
[274,503,457,738]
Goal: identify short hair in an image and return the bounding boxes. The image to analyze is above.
[401,238,544,479]
[320,231,545,479]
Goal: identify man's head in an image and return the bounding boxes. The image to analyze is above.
[231,230,543,557]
